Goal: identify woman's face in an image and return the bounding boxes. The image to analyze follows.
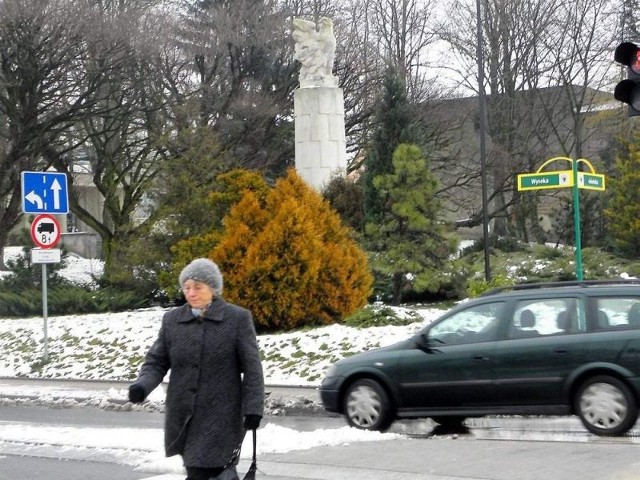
[182,280,215,309]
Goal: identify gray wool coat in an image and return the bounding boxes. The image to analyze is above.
[133,297,264,468]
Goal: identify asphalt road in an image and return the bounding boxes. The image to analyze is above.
[1,402,640,480]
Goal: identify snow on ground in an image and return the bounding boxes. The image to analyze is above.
[0,420,403,474]
[0,246,436,473]
[0,247,444,385]
[1,246,104,285]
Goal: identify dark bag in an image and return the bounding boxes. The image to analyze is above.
[211,466,239,480]
[211,429,257,480]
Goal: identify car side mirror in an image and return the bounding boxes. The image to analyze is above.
[415,333,435,352]
[414,331,446,352]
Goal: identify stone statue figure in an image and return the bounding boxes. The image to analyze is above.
[292,17,337,87]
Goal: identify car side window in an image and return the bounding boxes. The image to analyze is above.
[595,297,640,330]
[509,297,583,339]
[428,302,504,345]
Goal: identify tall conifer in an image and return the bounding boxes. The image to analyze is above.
[362,67,417,225]
[366,144,458,304]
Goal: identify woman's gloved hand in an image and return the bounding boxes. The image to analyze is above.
[128,383,146,404]
[243,414,262,430]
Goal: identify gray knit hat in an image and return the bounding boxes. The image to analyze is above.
[178,258,223,293]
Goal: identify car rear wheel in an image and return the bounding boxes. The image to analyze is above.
[575,375,638,436]
[343,378,393,431]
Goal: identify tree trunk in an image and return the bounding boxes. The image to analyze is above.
[391,272,404,305]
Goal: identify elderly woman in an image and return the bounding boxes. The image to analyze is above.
[129,258,264,480]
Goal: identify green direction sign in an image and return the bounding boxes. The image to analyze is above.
[517,157,606,283]
[578,172,605,191]
[517,170,573,191]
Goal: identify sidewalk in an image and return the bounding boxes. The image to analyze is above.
[142,435,640,480]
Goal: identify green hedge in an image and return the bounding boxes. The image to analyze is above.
[0,286,148,317]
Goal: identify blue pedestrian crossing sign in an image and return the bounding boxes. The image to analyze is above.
[21,171,69,214]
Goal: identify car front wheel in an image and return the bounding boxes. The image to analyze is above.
[343,378,393,431]
[575,375,638,436]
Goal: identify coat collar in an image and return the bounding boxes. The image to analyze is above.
[176,297,226,323]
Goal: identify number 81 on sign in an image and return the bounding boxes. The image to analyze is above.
[30,214,62,249]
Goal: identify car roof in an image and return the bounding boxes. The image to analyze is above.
[481,279,640,299]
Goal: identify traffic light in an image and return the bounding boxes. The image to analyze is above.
[614,42,640,117]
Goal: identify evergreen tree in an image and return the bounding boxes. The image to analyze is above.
[104,128,228,298]
[211,169,373,331]
[322,176,364,232]
[158,168,271,298]
[605,133,640,258]
[362,67,418,225]
[178,0,296,174]
[153,128,229,240]
[551,192,607,249]
[365,144,458,304]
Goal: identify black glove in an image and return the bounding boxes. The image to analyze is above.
[243,414,262,430]
[128,383,146,404]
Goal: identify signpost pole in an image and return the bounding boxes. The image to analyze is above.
[28,214,61,364]
[21,171,68,364]
[572,159,583,281]
[41,264,49,362]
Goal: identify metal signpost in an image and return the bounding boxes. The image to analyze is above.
[21,172,68,362]
[517,157,606,281]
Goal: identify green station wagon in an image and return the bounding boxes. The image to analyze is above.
[320,281,640,436]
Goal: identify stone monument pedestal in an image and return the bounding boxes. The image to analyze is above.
[294,86,346,191]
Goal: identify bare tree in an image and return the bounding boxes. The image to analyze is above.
[44,1,176,282]
[322,0,384,168]
[436,0,616,240]
[621,0,640,41]
[367,0,439,102]
[0,0,126,268]
[537,0,619,158]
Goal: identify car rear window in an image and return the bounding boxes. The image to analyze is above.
[595,297,640,331]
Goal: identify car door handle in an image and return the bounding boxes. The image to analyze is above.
[472,355,490,361]
[553,348,569,354]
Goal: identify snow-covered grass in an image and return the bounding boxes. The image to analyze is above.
[0,247,445,385]
[0,305,443,385]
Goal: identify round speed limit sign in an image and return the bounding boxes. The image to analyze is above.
[30,214,62,249]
